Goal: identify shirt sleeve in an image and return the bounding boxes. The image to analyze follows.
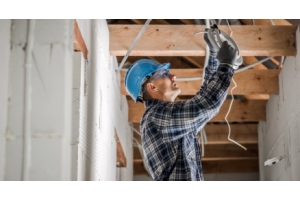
[201,56,219,90]
[159,56,234,142]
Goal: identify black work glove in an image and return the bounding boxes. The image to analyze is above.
[216,41,238,67]
[204,28,218,56]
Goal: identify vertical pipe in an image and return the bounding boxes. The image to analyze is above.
[22,19,35,181]
[202,19,210,85]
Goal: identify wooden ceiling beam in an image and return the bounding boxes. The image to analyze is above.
[240,19,292,25]
[183,56,204,68]
[203,123,258,144]
[130,19,170,25]
[129,20,202,68]
[132,123,258,145]
[128,99,266,123]
[117,56,197,69]
[134,143,258,160]
[109,25,297,56]
[133,158,259,174]
[179,19,196,24]
[242,56,270,100]
[120,69,280,96]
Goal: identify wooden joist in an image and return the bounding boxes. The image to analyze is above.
[120,69,280,96]
[202,123,258,144]
[132,122,259,174]
[134,158,259,175]
[109,25,297,56]
[134,143,258,160]
[132,123,258,145]
[74,20,88,59]
[240,19,292,26]
[117,56,197,69]
[128,99,266,123]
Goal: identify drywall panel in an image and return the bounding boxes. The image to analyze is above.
[0,19,11,180]
[259,26,300,181]
[4,19,74,180]
[289,112,300,180]
[30,138,62,181]
[71,52,82,181]
[258,122,266,181]
[5,138,23,180]
[76,19,132,181]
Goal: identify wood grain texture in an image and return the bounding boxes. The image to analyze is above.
[109,25,297,56]
[132,123,258,145]
[74,20,88,59]
[133,158,259,174]
[120,69,280,95]
[128,99,266,123]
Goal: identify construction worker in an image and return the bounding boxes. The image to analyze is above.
[124,32,238,181]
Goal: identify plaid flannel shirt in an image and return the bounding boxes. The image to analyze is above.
[140,56,234,181]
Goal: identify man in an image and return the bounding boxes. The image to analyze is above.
[124,31,238,181]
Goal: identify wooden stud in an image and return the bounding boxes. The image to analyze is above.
[74,20,88,60]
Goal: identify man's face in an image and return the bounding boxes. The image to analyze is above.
[150,68,181,100]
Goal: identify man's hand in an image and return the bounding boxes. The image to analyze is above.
[204,28,218,56]
[216,41,238,67]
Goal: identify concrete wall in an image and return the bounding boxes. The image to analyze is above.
[258,26,300,181]
[0,19,74,180]
[76,19,133,181]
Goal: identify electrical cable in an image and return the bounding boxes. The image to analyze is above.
[225,77,247,150]
[117,19,152,71]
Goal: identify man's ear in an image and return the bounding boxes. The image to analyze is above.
[146,82,157,92]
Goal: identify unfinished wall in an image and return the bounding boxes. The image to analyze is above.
[258,26,300,181]
[71,52,82,181]
[76,19,133,181]
[0,19,11,180]
[0,19,74,180]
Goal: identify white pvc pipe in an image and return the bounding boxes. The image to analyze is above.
[235,56,274,73]
[202,19,210,85]
[130,123,141,136]
[22,19,35,181]
[117,19,152,71]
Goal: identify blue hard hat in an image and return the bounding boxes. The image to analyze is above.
[124,59,170,103]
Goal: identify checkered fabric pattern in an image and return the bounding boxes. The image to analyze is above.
[140,56,234,181]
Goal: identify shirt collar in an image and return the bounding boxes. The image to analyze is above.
[144,99,164,109]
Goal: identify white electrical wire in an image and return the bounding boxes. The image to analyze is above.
[200,129,205,157]
[117,19,152,71]
[225,77,247,150]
